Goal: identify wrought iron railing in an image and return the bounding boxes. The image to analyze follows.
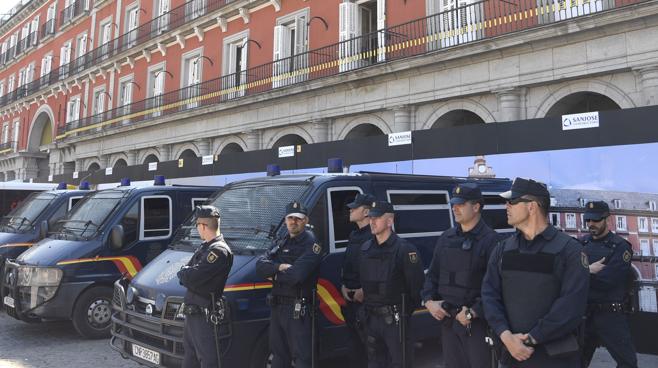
[54,0,645,140]
[41,19,56,39]
[0,141,16,155]
[59,0,89,28]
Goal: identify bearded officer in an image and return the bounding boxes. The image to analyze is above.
[360,200,425,368]
[581,201,638,368]
[177,205,233,368]
[482,178,589,367]
[256,201,324,368]
[421,183,499,368]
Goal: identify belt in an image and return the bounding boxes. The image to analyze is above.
[269,295,299,306]
[588,302,626,313]
[183,304,209,316]
[365,305,397,316]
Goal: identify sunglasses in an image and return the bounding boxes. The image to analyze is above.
[506,197,534,205]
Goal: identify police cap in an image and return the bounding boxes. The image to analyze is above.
[195,205,220,219]
[346,193,377,209]
[584,201,610,221]
[450,183,483,205]
[285,201,308,219]
[368,201,394,217]
[500,177,549,201]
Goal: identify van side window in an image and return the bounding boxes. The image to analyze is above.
[328,188,363,250]
[481,194,513,231]
[69,196,83,210]
[122,202,139,245]
[141,196,172,239]
[388,190,452,236]
[48,201,68,230]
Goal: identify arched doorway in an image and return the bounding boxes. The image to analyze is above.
[179,149,197,161]
[143,154,159,164]
[344,124,385,140]
[219,143,244,155]
[25,110,54,179]
[113,159,128,169]
[545,92,621,117]
[272,134,307,149]
[88,162,100,172]
[431,110,485,128]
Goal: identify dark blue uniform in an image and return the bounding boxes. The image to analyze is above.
[582,232,638,368]
[482,226,589,368]
[177,235,233,368]
[360,232,425,368]
[256,229,323,368]
[341,224,372,368]
[421,218,498,368]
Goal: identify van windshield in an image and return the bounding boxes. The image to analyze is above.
[0,192,58,233]
[171,182,310,253]
[56,190,127,239]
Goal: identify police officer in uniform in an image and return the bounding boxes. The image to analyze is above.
[359,200,425,368]
[341,193,375,368]
[482,178,589,368]
[256,201,324,368]
[421,183,499,368]
[581,201,638,368]
[177,205,233,368]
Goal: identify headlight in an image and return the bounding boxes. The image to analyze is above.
[17,266,63,287]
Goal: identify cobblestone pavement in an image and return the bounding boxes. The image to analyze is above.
[1,313,657,367]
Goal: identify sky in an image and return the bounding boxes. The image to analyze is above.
[0,1,24,20]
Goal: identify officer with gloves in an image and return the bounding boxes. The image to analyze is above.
[482,178,589,367]
[359,200,425,368]
[581,201,638,368]
[256,201,324,368]
[177,205,233,368]
[421,183,499,368]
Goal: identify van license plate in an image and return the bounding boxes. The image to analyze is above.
[3,296,14,308]
[132,343,160,365]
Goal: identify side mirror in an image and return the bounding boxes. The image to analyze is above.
[110,225,124,251]
[39,220,48,240]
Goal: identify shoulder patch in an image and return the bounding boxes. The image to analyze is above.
[207,251,219,263]
[408,252,418,264]
[312,243,322,255]
[581,252,589,269]
[623,250,631,263]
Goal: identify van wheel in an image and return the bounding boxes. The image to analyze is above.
[250,333,273,368]
[72,286,113,339]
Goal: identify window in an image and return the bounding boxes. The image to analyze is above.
[2,123,8,144]
[20,24,30,51]
[652,218,658,233]
[387,190,452,237]
[99,20,113,60]
[650,201,657,212]
[12,121,19,149]
[580,213,588,230]
[92,87,106,122]
[66,96,81,123]
[613,199,622,209]
[124,6,139,48]
[41,54,53,78]
[69,196,83,210]
[550,212,560,227]
[0,80,4,97]
[155,0,170,33]
[653,240,658,258]
[186,0,206,20]
[30,17,39,46]
[616,215,627,232]
[327,187,363,251]
[8,75,15,92]
[639,286,658,312]
[579,198,587,207]
[565,213,577,229]
[338,0,385,71]
[140,196,172,239]
[640,239,651,256]
[272,9,309,87]
[1,42,7,63]
[25,63,35,85]
[118,75,134,118]
[45,3,56,35]
[147,64,166,117]
[181,50,202,108]
[480,193,513,232]
[121,202,139,246]
[60,41,72,79]
[74,33,88,70]
[638,217,649,233]
[18,68,27,87]
[223,32,248,99]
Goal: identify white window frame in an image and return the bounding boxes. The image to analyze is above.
[92,85,107,120]
[580,213,588,230]
[650,201,657,212]
[12,120,19,149]
[387,189,452,238]
[653,239,658,258]
[550,212,561,228]
[125,4,140,47]
[638,217,649,233]
[41,54,54,78]
[155,0,170,33]
[2,123,8,144]
[616,215,628,232]
[66,95,81,123]
[565,213,577,229]
[222,31,249,98]
[652,218,658,234]
[147,62,166,117]
[0,80,4,97]
[327,186,364,253]
[273,8,309,87]
[613,199,622,209]
[8,74,15,92]
[139,195,172,240]
[181,48,203,108]
[68,196,84,210]
[640,239,651,256]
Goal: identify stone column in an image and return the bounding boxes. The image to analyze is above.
[21,158,39,181]
[495,88,524,122]
[126,150,137,166]
[244,130,261,151]
[100,154,110,169]
[636,66,658,106]
[74,159,84,173]
[158,144,171,161]
[392,105,414,132]
[311,119,330,143]
[195,138,212,156]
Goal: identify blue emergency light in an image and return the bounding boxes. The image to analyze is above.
[79,181,90,190]
[328,158,343,173]
[120,178,131,186]
[267,164,280,176]
[154,175,166,186]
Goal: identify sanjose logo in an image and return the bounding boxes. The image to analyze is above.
[388,131,412,146]
[561,112,599,131]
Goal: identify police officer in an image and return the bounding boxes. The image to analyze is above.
[581,201,638,368]
[482,178,589,367]
[177,205,233,368]
[421,183,499,368]
[360,200,425,368]
[256,201,324,368]
[341,193,375,368]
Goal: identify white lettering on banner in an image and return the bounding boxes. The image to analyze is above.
[388,131,412,146]
[561,112,599,131]
[105,167,113,175]
[202,155,213,165]
[278,145,295,158]
[148,162,157,171]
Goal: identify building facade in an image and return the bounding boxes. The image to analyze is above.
[0,0,656,181]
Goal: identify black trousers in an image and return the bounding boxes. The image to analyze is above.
[364,313,413,368]
[502,344,580,368]
[342,302,367,368]
[270,303,313,368]
[441,318,492,368]
[183,313,219,368]
[582,311,638,368]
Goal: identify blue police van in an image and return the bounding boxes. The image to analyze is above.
[0,183,91,278]
[110,171,512,367]
[0,177,217,338]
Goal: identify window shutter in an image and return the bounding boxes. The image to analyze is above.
[79,34,88,56]
[295,16,308,54]
[377,0,386,62]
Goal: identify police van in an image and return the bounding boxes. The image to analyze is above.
[110,170,512,367]
[0,177,217,338]
[0,183,92,278]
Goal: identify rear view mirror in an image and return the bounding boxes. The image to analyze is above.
[110,225,124,251]
[39,220,48,240]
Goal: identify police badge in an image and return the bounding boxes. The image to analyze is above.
[312,243,322,255]
[623,250,631,263]
[409,252,418,264]
[581,252,589,269]
[207,251,219,263]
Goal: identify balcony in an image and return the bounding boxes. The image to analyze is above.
[40,19,56,40]
[55,0,647,140]
[59,0,90,29]
[0,141,16,155]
